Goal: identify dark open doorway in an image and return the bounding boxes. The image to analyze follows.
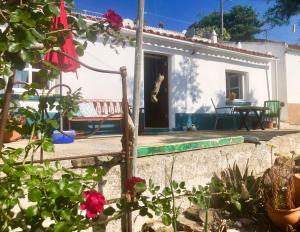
[144,53,169,128]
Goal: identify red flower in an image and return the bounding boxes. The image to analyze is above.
[80,190,105,219]
[103,9,123,29]
[126,176,146,192]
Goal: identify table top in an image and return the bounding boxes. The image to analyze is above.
[233,106,269,112]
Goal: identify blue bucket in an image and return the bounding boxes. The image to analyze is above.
[52,130,75,144]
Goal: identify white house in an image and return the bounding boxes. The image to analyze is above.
[4,16,276,131]
[226,40,300,124]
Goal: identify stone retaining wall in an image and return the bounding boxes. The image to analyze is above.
[102,132,300,231]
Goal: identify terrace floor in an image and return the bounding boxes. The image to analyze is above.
[6,122,300,161]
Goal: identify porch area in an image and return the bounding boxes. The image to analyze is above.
[7,124,300,161]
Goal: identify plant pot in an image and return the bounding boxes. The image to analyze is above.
[263,121,273,129]
[3,130,22,143]
[266,199,300,231]
[294,174,300,207]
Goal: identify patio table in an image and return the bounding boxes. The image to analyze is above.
[233,106,269,131]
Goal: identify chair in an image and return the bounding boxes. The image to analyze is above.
[263,100,281,129]
[211,98,236,130]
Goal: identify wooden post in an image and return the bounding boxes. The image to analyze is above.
[0,72,15,152]
[132,0,145,177]
[120,66,132,232]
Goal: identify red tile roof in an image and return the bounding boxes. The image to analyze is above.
[124,26,275,59]
[76,12,275,59]
[288,44,300,51]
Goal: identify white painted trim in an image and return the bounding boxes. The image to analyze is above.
[122,28,276,62]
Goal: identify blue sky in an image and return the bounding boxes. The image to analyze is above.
[74,0,300,44]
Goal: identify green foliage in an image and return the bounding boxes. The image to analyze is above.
[265,0,300,26]
[189,186,211,232]
[209,161,264,217]
[191,5,263,41]
[0,1,129,231]
[138,178,187,229]
[0,146,106,231]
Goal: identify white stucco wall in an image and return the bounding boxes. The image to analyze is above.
[53,35,273,129]
[169,53,271,128]
[61,39,136,103]
[227,41,289,120]
[285,50,300,103]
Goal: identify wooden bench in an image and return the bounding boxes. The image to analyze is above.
[68,99,124,136]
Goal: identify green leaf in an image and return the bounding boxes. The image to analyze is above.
[0,41,7,52]
[8,42,22,53]
[20,49,35,62]
[179,181,186,189]
[139,207,148,216]
[28,188,42,202]
[66,182,82,195]
[172,180,178,189]
[26,205,38,217]
[46,4,60,16]
[61,210,71,221]
[42,141,55,152]
[234,201,241,211]
[103,206,116,216]
[77,16,88,31]
[76,45,84,56]
[134,182,147,193]
[46,119,59,129]
[30,28,45,41]
[86,30,97,43]
[0,78,6,90]
[41,210,51,219]
[54,222,69,232]
[162,213,172,226]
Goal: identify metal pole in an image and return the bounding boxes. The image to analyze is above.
[220,0,224,41]
[132,0,145,177]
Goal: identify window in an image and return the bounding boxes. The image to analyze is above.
[226,72,245,99]
[14,62,51,93]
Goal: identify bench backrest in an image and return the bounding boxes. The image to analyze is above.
[80,99,123,115]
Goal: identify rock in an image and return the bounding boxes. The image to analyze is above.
[198,208,216,225]
[177,215,203,232]
[141,220,173,232]
[234,221,242,228]
[227,229,240,232]
[183,205,201,222]
[239,218,254,226]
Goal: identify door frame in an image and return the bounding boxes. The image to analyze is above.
[143,51,170,128]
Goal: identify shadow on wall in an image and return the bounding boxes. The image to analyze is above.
[172,57,203,113]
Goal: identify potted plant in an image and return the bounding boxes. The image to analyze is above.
[229,92,236,101]
[265,153,300,231]
[3,114,25,143]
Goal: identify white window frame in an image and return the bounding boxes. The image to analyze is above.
[226,71,247,100]
[13,64,54,94]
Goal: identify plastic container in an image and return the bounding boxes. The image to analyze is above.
[52,130,75,144]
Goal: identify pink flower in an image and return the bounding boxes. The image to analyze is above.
[126,176,146,192]
[103,9,123,29]
[80,190,105,219]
